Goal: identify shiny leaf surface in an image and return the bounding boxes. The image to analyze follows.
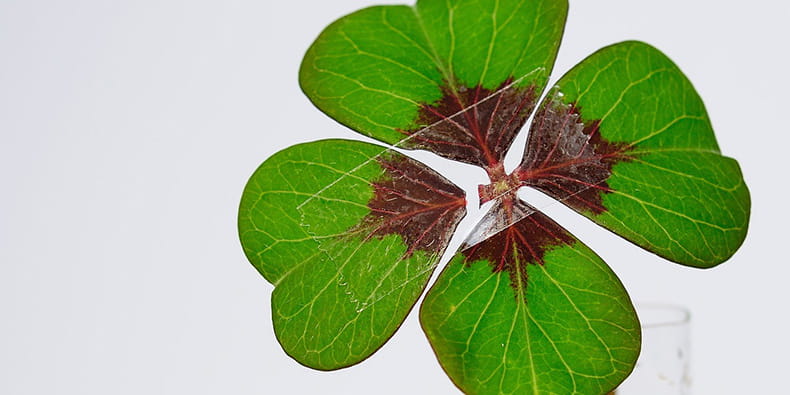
[421,198,640,394]
[300,0,567,172]
[518,41,750,267]
[239,139,465,369]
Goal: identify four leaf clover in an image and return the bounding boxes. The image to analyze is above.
[239,0,749,393]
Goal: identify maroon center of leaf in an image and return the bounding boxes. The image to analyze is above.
[517,95,633,214]
[400,79,537,177]
[462,197,575,293]
[394,78,634,287]
[351,153,467,257]
[459,90,632,289]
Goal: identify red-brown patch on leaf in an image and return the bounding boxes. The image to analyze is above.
[517,94,633,215]
[351,153,466,257]
[462,196,575,292]
[401,80,537,176]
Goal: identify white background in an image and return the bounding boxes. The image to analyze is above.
[1,0,788,393]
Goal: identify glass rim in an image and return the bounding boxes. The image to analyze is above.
[634,302,691,329]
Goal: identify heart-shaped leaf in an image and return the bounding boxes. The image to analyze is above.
[421,197,640,394]
[238,139,465,369]
[300,0,567,174]
[517,41,750,267]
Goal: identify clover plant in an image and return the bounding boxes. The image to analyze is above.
[238,0,750,393]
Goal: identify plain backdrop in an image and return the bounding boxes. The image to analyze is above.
[1,0,788,394]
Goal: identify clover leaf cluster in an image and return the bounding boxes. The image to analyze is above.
[239,1,749,393]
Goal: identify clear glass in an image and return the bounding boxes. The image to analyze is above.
[613,304,692,395]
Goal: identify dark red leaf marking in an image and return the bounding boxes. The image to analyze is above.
[516,94,633,215]
[400,79,537,177]
[463,196,574,293]
[350,153,467,257]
